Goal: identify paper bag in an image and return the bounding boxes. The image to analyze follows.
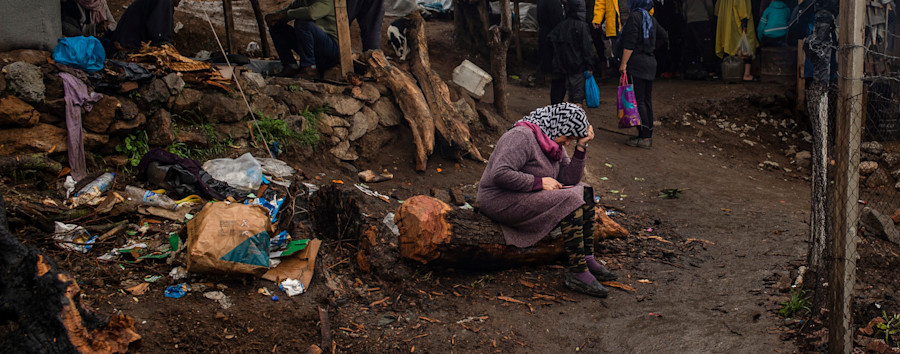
[263,239,321,290]
[186,202,274,275]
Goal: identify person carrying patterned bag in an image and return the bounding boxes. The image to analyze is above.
[477,103,617,298]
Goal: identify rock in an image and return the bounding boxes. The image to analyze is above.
[882,152,900,167]
[106,155,129,168]
[453,99,477,124]
[172,88,202,114]
[356,128,394,158]
[316,115,349,136]
[283,114,307,134]
[449,187,466,206]
[330,140,358,161]
[360,106,379,132]
[0,74,5,92]
[2,61,45,104]
[0,49,50,67]
[742,139,756,147]
[430,188,452,204]
[250,94,286,120]
[147,109,175,146]
[39,112,60,124]
[866,339,896,354]
[241,71,266,91]
[372,82,389,96]
[136,78,171,111]
[860,161,879,176]
[119,98,140,120]
[348,111,369,141]
[324,94,364,116]
[349,83,380,104]
[215,122,250,140]
[83,95,119,133]
[199,92,247,123]
[866,168,891,188]
[794,151,811,169]
[333,127,349,140]
[0,95,39,127]
[83,131,110,150]
[339,162,358,174]
[760,161,780,169]
[174,128,209,146]
[0,123,66,154]
[162,73,185,96]
[107,113,146,135]
[860,207,900,246]
[861,141,885,155]
[372,97,402,127]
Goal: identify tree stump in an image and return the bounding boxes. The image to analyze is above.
[0,194,140,352]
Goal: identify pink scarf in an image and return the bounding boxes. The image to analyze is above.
[75,0,109,26]
[514,121,563,161]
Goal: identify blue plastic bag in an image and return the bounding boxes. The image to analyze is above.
[584,71,600,108]
[52,36,105,72]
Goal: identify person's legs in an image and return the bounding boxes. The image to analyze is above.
[560,207,609,297]
[294,21,339,71]
[352,0,385,51]
[269,23,300,67]
[632,77,653,139]
[566,72,586,106]
[550,74,567,104]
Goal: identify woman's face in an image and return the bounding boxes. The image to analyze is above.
[553,136,574,147]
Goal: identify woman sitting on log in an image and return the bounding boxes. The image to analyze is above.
[477,103,616,298]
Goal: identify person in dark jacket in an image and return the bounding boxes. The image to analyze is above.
[266,0,339,79]
[537,0,565,96]
[547,0,596,106]
[109,0,181,50]
[619,0,667,148]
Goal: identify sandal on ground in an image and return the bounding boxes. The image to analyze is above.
[564,273,609,298]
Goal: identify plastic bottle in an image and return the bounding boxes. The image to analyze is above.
[75,172,116,197]
[125,185,177,210]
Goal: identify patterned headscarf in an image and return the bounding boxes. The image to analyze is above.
[517,103,590,140]
[515,103,590,161]
[75,0,110,26]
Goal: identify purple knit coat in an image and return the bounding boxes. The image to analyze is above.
[477,126,587,248]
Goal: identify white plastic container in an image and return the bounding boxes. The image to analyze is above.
[452,60,492,99]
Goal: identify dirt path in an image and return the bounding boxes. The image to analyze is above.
[433,79,812,352]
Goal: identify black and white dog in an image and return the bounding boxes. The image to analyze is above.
[387,18,412,61]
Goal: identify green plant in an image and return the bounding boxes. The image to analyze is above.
[128,91,142,100]
[116,131,149,167]
[286,84,303,93]
[252,106,326,149]
[876,311,900,345]
[777,288,811,318]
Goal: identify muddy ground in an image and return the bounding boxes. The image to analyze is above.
[5,1,900,352]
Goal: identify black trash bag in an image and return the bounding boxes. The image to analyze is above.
[86,60,154,92]
[137,149,245,201]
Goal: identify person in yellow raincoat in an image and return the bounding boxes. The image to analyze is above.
[715,0,758,81]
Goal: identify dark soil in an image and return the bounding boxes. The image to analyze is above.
[5,1,900,352]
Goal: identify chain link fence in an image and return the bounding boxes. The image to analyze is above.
[804,0,900,352]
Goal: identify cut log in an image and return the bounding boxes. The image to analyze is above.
[0,154,63,177]
[363,50,435,171]
[396,196,630,268]
[407,13,484,162]
[396,195,565,268]
[0,194,140,352]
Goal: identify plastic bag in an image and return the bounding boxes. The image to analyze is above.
[584,71,600,108]
[616,73,641,128]
[201,153,262,193]
[736,31,754,59]
[52,36,105,72]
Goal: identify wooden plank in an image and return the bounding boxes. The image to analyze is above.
[513,0,522,65]
[829,0,866,352]
[221,0,236,53]
[334,0,353,78]
[248,0,271,57]
[796,39,805,112]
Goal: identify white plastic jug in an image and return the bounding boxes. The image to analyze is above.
[452,60,492,99]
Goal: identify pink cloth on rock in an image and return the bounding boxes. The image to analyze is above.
[58,72,102,181]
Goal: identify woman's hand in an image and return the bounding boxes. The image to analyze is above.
[541,177,562,191]
[578,125,594,146]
